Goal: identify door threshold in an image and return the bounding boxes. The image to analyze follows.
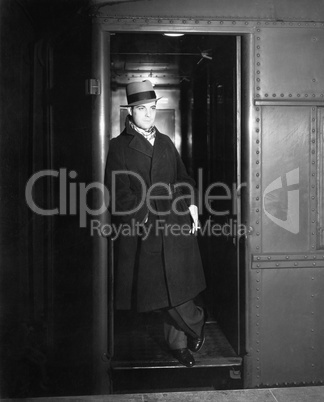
[112,320,242,370]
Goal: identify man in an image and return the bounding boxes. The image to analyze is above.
[105,80,206,367]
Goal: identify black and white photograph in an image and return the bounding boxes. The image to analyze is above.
[1,0,324,401]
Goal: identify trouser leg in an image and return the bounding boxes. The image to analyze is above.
[163,300,204,350]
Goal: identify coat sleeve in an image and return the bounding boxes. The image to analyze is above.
[105,138,148,224]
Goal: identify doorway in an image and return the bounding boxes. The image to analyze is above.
[108,32,243,391]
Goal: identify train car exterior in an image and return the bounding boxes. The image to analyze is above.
[1,0,324,397]
[90,0,324,390]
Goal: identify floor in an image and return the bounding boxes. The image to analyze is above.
[4,386,324,402]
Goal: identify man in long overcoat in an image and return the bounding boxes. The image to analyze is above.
[105,80,206,367]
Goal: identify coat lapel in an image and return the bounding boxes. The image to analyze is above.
[152,131,167,167]
[128,132,154,158]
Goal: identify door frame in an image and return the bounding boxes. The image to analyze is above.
[91,19,253,391]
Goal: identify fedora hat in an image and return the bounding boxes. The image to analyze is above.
[121,80,162,107]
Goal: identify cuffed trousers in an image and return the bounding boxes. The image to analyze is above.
[163,300,205,350]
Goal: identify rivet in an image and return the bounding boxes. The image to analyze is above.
[257,71,260,74]
[256,232,260,236]
[195,20,199,24]
[305,94,309,97]
[276,263,280,267]
[257,62,261,66]
[265,93,268,97]
[280,94,284,97]
[256,197,260,201]
[312,94,316,97]
[297,94,301,97]
[232,21,236,25]
[256,139,260,144]
[257,87,261,90]
[289,94,292,97]
[286,256,289,259]
[273,94,276,97]
[220,21,224,24]
[256,208,260,212]
[256,161,260,165]
[294,262,298,266]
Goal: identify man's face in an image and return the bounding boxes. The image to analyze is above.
[129,101,157,130]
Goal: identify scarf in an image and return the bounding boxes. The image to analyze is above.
[129,118,156,145]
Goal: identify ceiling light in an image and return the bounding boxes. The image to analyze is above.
[163,33,184,37]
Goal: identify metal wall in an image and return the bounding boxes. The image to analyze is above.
[92,0,324,389]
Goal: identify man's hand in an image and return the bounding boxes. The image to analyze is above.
[188,205,200,234]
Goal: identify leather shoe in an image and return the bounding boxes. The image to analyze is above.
[188,324,206,353]
[172,348,195,367]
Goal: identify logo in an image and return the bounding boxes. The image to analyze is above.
[263,168,299,234]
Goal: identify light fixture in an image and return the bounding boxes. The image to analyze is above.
[163,33,184,37]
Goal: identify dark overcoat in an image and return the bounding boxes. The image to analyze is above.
[105,119,206,312]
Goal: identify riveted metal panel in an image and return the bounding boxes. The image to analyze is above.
[261,106,311,253]
[91,0,324,22]
[256,28,324,101]
[258,268,324,386]
[252,253,324,269]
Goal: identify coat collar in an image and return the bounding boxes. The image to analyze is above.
[121,116,170,163]
[122,117,154,158]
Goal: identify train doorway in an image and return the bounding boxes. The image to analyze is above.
[108,33,244,392]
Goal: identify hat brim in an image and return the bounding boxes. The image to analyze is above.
[121,96,163,108]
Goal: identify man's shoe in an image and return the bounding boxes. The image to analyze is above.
[188,322,206,353]
[172,348,195,367]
